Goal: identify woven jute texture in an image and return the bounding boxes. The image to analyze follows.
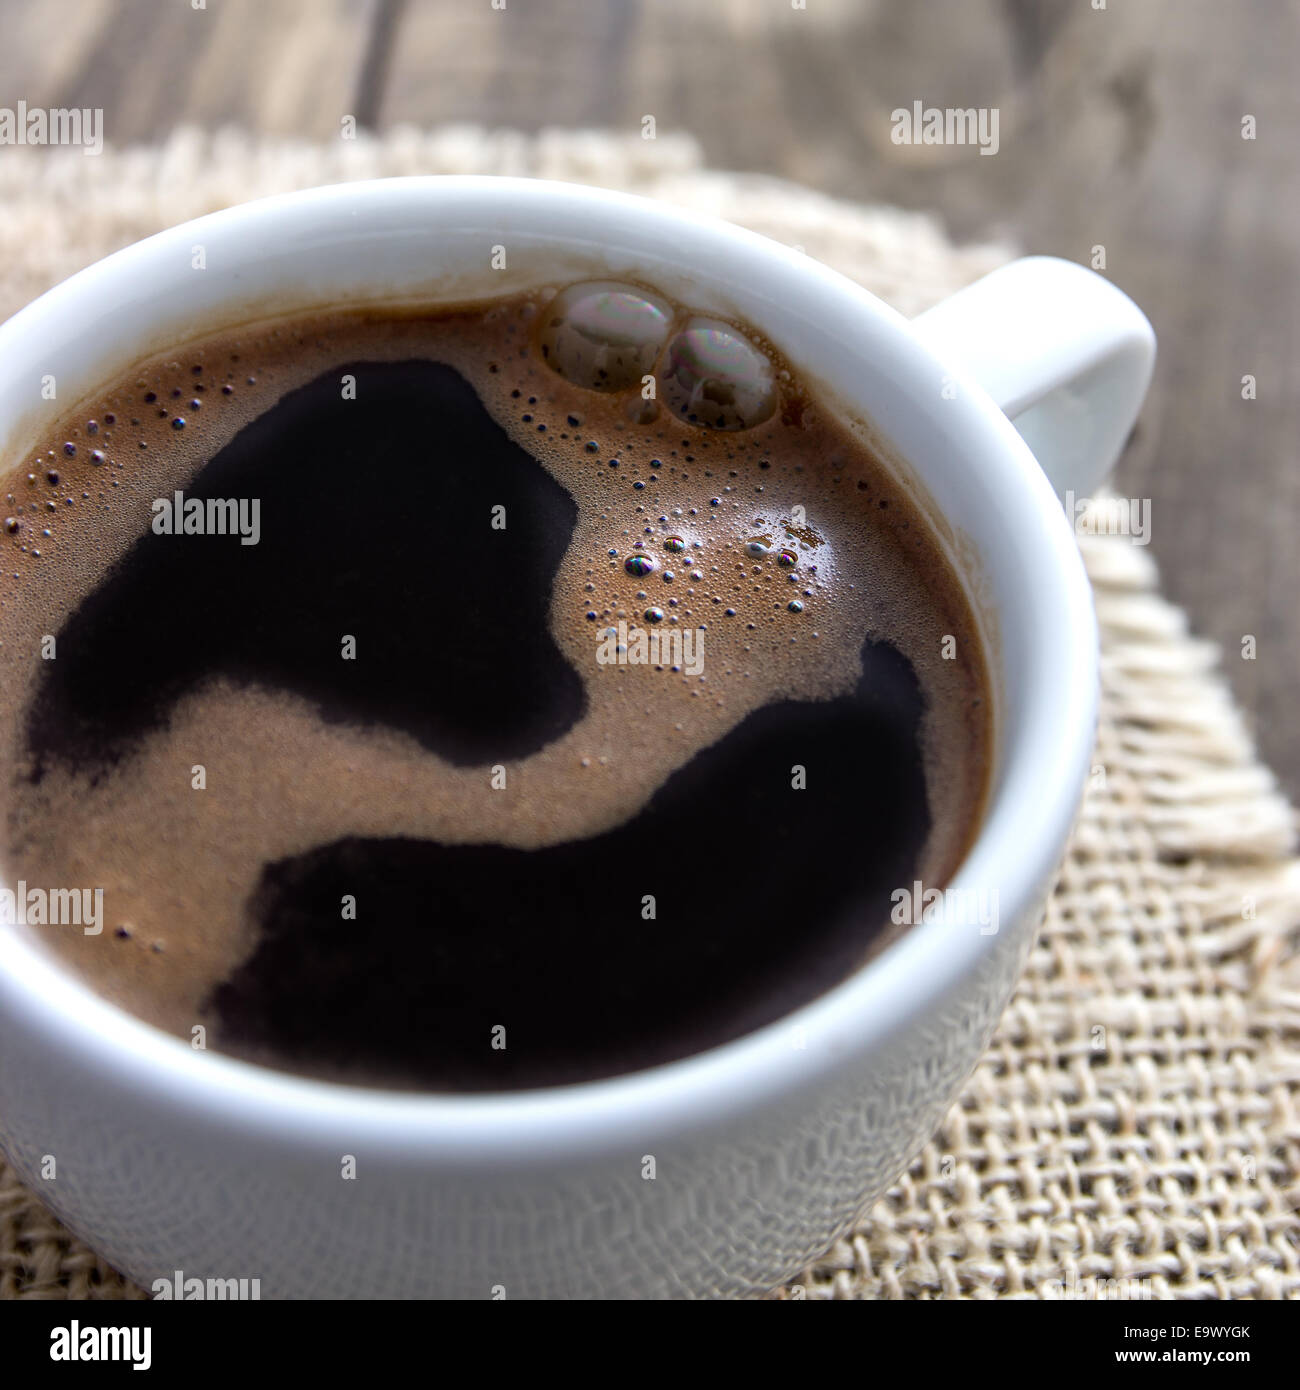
[0,127,1297,1301]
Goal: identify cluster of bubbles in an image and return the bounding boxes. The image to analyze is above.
[536,281,777,431]
[4,360,244,560]
[592,512,819,641]
[531,283,820,641]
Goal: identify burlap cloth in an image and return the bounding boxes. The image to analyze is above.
[1,127,1296,1301]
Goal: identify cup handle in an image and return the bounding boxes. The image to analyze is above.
[911,256,1156,502]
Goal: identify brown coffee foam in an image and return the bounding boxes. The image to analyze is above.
[0,293,991,1047]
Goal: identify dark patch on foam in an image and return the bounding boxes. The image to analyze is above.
[209,635,930,1090]
[24,360,585,771]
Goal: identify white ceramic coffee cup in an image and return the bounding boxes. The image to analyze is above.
[0,178,1153,1299]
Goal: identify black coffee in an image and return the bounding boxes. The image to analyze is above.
[0,285,991,1089]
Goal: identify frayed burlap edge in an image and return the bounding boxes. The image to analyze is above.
[787,530,1300,1299]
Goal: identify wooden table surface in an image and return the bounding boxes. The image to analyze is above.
[3,0,1297,799]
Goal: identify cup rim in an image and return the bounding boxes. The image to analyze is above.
[0,176,1097,1160]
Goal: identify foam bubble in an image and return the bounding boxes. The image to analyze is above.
[536,281,673,392]
[658,318,776,431]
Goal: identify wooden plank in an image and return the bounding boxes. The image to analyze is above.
[0,0,117,108]
[0,0,382,144]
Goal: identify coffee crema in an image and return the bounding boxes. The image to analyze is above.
[0,284,992,1089]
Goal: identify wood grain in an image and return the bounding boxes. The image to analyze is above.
[0,0,382,142]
